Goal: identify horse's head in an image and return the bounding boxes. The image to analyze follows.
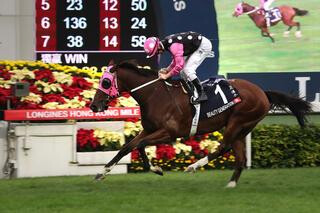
[233,3,244,17]
[233,2,253,17]
[90,61,119,112]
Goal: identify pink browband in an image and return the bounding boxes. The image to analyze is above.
[98,66,119,97]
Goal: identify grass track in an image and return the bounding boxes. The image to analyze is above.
[215,0,320,74]
[0,168,319,213]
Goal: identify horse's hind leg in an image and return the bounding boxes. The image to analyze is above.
[261,27,275,42]
[226,138,246,188]
[283,26,292,37]
[283,16,301,38]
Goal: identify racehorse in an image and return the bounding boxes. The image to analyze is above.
[233,2,308,42]
[90,60,311,187]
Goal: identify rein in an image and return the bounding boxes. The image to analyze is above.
[244,7,259,15]
[130,78,161,93]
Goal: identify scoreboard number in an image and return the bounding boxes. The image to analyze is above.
[103,36,118,47]
[102,17,119,29]
[41,17,50,29]
[67,35,84,48]
[103,0,118,11]
[131,0,147,11]
[66,0,83,11]
[131,35,146,48]
[131,17,147,29]
[41,35,50,47]
[41,0,50,10]
[63,17,87,29]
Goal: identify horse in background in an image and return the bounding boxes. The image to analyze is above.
[233,2,308,42]
[90,60,311,188]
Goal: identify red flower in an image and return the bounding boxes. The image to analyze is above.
[124,118,140,123]
[121,92,131,98]
[29,85,41,94]
[108,98,117,107]
[15,102,43,109]
[185,139,201,155]
[0,88,11,105]
[0,69,12,80]
[34,69,55,83]
[61,84,82,99]
[42,94,66,104]
[131,149,140,160]
[72,76,92,90]
[77,129,99,149]
[156,144,176,160]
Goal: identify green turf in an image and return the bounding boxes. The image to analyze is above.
[215,0,320,75]
[0,168,319,213]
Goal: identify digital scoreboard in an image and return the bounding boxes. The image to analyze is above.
[36,0,219,79]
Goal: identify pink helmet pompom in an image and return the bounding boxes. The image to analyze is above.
[144,37,160,58]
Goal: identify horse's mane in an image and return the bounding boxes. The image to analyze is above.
[114,61,158,77]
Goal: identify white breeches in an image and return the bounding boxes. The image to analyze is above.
[180,37,214,82]
[263,0,275,10]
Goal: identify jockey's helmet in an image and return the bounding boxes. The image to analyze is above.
[144,37,160,58]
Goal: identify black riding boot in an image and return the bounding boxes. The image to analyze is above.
[191,78,208,104]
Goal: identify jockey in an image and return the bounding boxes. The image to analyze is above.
[143,31,214,104]
[260,0,275,11]
[260,0,275,27]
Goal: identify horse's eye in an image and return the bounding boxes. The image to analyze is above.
[102,78,111,89]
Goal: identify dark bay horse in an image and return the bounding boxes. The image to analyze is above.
[90,61,311,187]
[233,2,308,42]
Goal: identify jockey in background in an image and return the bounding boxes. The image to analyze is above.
[143,31,214,104]
[260,0,276,27]
[260,0,275,11]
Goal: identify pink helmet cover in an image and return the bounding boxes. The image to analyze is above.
[98,66,119,97]
[144,37,160,58]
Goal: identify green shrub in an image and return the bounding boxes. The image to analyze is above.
[252,125,320,168]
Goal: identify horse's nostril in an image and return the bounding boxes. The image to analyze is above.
[90,105,98,112]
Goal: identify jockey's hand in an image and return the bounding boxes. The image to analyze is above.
[159,68,169,74]
[158,72,171,80]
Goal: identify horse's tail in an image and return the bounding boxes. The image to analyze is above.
[264,91,312,127]
[293,8,309,16]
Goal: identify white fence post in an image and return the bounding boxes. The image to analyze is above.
[245,132,252,169]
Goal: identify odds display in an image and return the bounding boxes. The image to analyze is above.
[35,0,159,71]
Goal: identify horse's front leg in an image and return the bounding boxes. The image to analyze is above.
[138,147,164,176]
[95,130,148,180]
[261,27,275,42]
[136,129,172,176]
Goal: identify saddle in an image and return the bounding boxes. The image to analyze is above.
[264,8,282,26]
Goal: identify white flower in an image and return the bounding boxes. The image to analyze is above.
[20,92,42,104]
[199,139,220,153]
[80,90,96,100]
[173,142,192,155]
[42,102,60,109]
[145,146,157,159]
[85,78,99,89]
[35,81,63,93]
[10,68,35,81]
[52,72,73,85]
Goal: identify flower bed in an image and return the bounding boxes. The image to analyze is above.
[0,60,138,109]
[76,122,235,172]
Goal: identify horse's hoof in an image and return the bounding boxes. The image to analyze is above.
[295,31,302,38]
[151,166,164,176]
[94,173,105,181]
[184,165,197,173]
[283,31,290,37]
[225,181,237,188]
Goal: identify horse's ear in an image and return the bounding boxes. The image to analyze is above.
[126,59,138,66]
[108,59,115,66]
